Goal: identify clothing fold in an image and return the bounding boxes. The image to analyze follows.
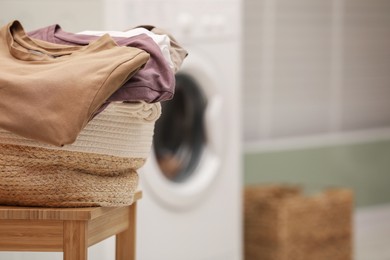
[28,24,178,107]
[0,20,150,146]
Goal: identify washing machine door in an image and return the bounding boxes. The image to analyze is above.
[141,53,223,209]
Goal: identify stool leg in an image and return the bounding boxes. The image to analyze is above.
[116,202,137,260]
[63,220,88,260]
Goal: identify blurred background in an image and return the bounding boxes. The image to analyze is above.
[243,1,390,258]
[0,0,390,259]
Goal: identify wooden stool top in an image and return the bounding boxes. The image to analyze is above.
[0,191,142,221]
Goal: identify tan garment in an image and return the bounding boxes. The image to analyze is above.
[0,21,150,146]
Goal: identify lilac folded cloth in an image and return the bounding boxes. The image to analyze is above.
[28,25,175,112]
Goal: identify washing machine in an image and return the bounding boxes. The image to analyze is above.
[105,0,243,259]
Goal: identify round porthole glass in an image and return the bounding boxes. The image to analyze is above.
[153,73,207,183]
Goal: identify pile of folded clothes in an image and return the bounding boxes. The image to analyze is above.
[0,20,187,207]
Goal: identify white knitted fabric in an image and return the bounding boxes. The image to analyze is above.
[0,102,161,158]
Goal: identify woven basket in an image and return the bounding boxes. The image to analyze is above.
[244,185,353,260]
[0,102,161,207]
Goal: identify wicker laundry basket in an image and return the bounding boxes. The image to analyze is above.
[244,185,353,260]
[0,102,161,207]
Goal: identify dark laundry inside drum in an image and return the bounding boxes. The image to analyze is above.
[153,73,207,183]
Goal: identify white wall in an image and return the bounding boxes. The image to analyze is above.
[243,0,390,149]
[0,0,104,31]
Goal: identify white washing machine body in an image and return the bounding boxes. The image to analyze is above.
[105,0,243,259]
[138,47,241,260]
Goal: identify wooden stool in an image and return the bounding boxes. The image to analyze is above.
[0,191,142,260]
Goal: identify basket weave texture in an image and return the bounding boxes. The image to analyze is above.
[0,102,161,207]
[244,185,353,260]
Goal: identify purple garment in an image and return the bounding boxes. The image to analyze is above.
[28,25,175,109]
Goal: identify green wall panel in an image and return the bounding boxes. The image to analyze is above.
[244,140,390,207]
